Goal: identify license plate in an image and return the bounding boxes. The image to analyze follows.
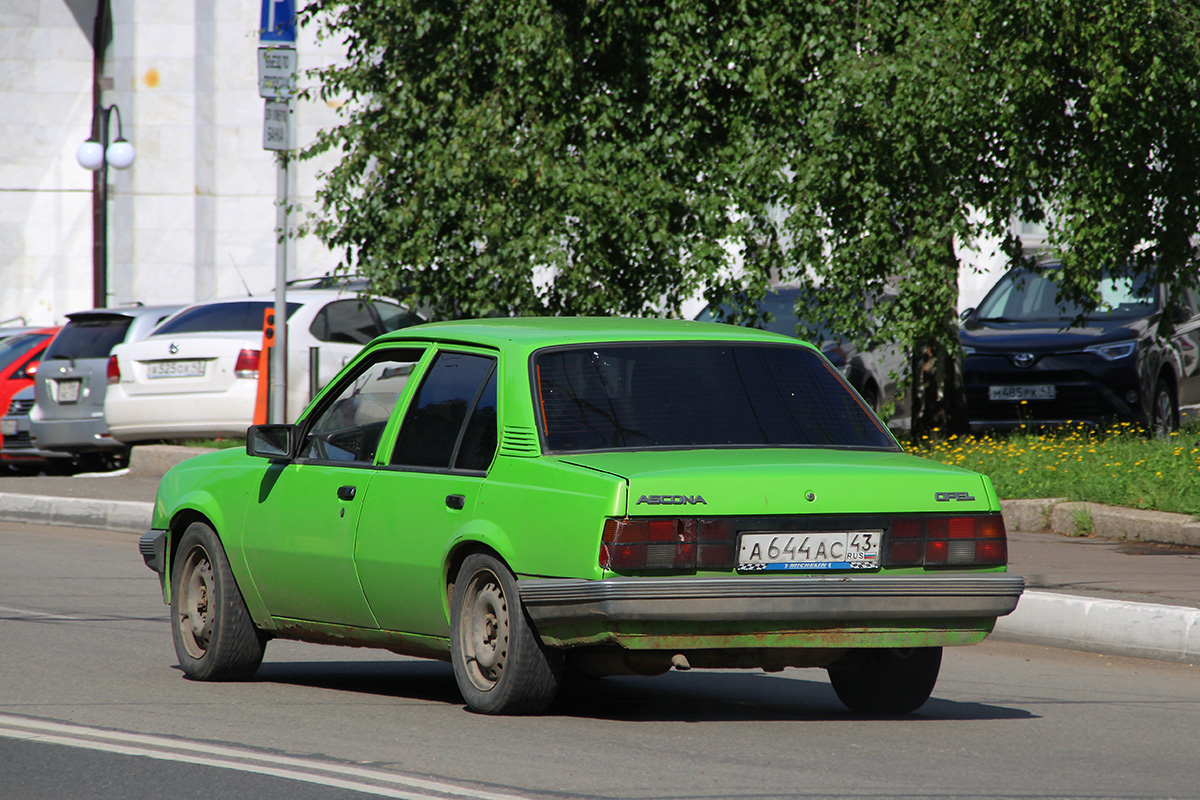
[989,384,1056,401]
[0,419,15,436]
[147,359,206,379]
[737,530,882,572]
[56,379,81,403]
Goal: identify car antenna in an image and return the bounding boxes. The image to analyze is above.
[228,254,254,296]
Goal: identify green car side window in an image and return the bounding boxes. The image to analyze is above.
[391,352,498,471]
[299,351,421,464]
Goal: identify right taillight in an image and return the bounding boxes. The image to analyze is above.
[884,514,1007,567]
[235,348,260,379]
[106,355,120,385]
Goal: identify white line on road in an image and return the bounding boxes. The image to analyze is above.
[0,604,86,621]
[0,714,534,800]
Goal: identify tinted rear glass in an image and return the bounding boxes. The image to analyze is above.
[535,343,896,452]
[44,318,132,360]
[153,301,301,335]
[0,333,49,370]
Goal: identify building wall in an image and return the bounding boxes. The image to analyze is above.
[0,0,96,326]
[0,0,340,327]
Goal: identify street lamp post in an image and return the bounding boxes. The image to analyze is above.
[76,104,135,309]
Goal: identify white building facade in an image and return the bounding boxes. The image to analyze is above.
[3,1,1029,329]
[1,0,340,327]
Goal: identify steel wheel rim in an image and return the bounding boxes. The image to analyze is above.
[461,570,509,691]
[178,546,215,659]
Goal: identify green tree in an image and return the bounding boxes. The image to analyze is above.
[299,0,1200,437]
[298,1,802,318]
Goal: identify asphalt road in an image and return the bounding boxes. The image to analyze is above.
[2,521,1198,800]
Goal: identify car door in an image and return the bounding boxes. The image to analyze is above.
[354,349,499,637]
[1174,284,1200,415]
[240,346,425,627]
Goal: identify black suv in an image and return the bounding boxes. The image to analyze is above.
[959,265,1200,435]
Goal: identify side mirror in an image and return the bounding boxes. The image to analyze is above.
[959,307,975,323]
[247,424,298,460]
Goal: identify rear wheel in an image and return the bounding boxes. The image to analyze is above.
[1150,380,1177,438]
[827,647,942,714]
[170,521,265,680]
[450,553,563,714]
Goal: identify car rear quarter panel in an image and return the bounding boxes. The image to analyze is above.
[470,456,626,581]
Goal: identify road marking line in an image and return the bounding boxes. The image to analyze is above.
[0,604,85,621]
[0,714,533,800]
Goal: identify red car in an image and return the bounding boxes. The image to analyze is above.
[0,328,59,459]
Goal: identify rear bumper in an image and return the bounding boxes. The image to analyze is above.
[31,416,121,452]
[519,573,1025,648]
[106,384,256,442]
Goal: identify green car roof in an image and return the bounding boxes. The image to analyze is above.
[375,316,802,352]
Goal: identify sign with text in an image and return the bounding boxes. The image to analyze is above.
[263,100,290,151]
[258,47,297,99]
[259,0,296,44]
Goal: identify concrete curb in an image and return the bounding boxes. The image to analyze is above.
[993,590,1200,664]
[0,493,152,534]
[1002,498,1200,547]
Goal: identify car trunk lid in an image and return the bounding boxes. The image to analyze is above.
[557,448,995,516]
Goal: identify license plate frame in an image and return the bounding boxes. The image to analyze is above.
[147,359,207,379]
[737,530,882,572]
[988,384,1056,401]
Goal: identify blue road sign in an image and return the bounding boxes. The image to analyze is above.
[260,0,296,44]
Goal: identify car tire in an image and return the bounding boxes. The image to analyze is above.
[826,646,942,714]
[450,553,563,715]
[170,521,266,681]
[1150,380,1177,438]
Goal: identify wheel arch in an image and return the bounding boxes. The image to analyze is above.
[164,508,219,602]
[443,537,509,626]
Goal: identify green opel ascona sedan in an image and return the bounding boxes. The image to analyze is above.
[140,317,1024,715]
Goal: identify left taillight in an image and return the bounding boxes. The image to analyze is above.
[106,355,120,385]
[235,348,260,379]
[599,518,736,571]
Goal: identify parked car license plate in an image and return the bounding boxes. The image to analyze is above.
[147,360,206,379]
[737,530,882,572]
[56,379,81,404]
[988,384,1056,401]
[0,419,15,436]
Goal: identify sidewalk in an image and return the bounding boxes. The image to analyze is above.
[0,446,1197,664]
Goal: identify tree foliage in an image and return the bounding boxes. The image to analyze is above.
[299,0,1200,436]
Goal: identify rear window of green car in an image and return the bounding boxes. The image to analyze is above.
[534,343,896,452]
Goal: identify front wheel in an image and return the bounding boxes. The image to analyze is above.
[170,521,265,680]
[827,647,942,714]
[450,553,563,714]
[1150,380,1177,438]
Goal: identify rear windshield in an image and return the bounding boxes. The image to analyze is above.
[45,317,132,360]
[0,333,49,370]
[153,301,301,335]
[534,343,896,452]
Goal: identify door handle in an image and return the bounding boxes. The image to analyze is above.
[337,485,357,501]
[445,494,465,510]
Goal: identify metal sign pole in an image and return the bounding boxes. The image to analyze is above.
[259,0,297,423]
[272,143,289,423]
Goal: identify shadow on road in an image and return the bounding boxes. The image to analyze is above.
[250,659,1034,723]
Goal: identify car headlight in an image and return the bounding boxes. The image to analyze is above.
[1083,341,1136,361]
